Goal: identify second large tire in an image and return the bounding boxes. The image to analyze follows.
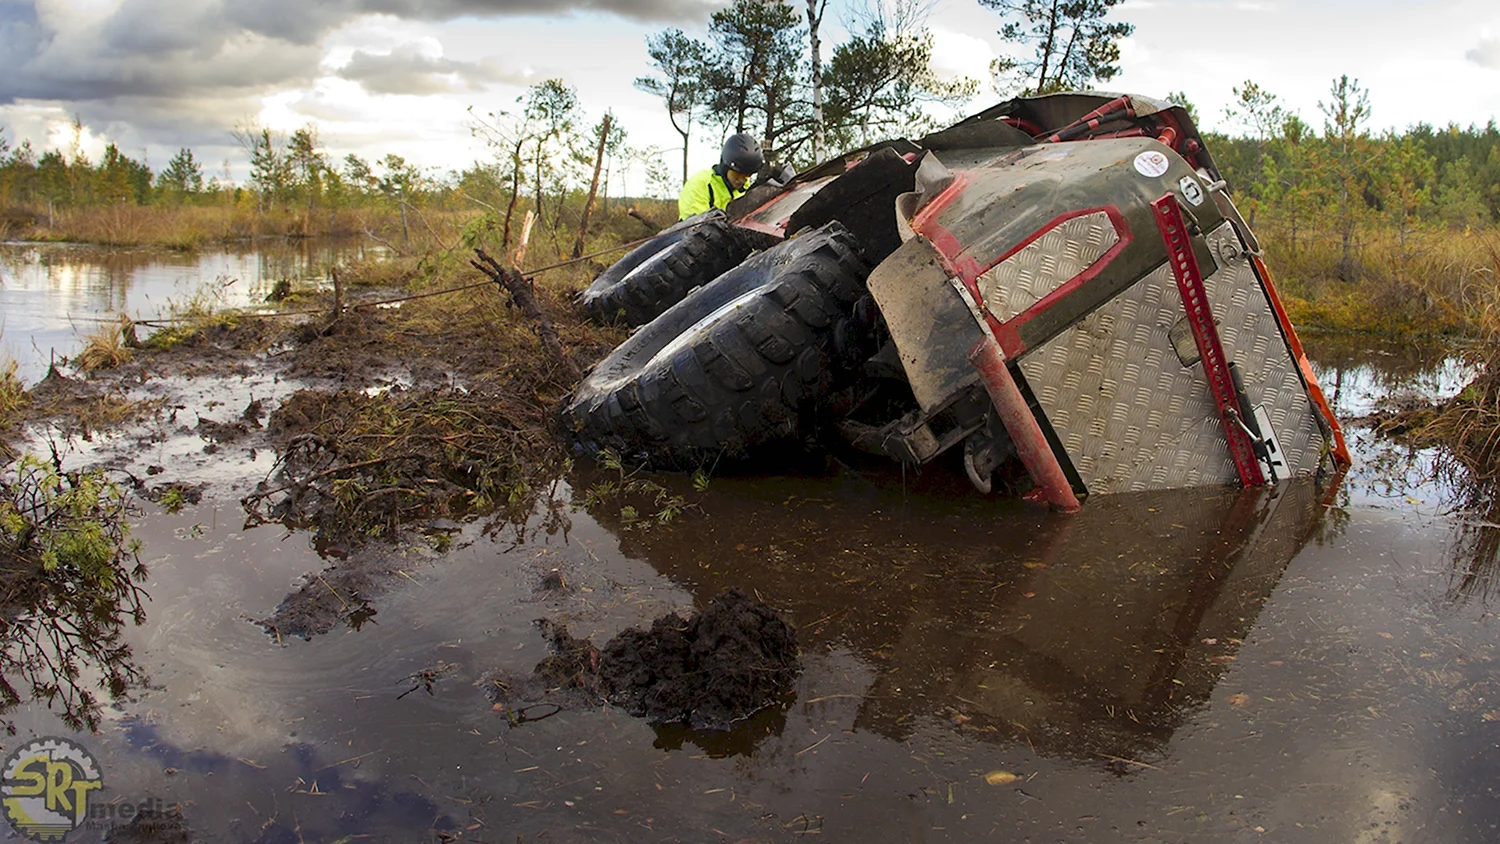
[578,211,753,327]
[564,222,874,468]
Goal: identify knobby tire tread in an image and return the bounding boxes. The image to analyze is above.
[579,219,752,327]
[566,225,873,468]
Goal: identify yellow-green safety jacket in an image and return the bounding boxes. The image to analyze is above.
[678,166,747,220]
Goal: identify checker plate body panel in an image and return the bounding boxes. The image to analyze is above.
[1013,223,1326,494]
[977,210,1119,321]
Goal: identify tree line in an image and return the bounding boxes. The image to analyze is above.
[0,0,1155,244]
[0,118,445,231]
[0,0,1495,276]
[1197,77,1500,280]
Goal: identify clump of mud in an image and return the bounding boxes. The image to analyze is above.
[253,552,394,641]
[515,588,799,731]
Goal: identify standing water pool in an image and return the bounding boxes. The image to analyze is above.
[0,246,1496,842]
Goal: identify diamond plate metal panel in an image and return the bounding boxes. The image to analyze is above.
[978,211,1119,320]
[1018,223,1329,494]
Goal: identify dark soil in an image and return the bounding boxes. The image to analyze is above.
[246,385,563,544]
[253,549,397,641]
[523,587,800,731]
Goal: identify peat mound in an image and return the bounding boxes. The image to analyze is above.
[529,587,799,731]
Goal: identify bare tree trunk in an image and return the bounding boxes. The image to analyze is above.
[534,153,543,227]
[503,137,524,249]
[1036,0,1060,93]
[573,113,611,259]
[807,0,827,161]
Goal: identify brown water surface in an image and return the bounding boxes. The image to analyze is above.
[2,292,1496,842]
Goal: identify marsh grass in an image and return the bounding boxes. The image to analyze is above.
[0,359,25,430]
[1266,224,1500,336]
[16,202,536,254]
[73,316,135,372]
[28,205,412,250]
[141,279,243,350]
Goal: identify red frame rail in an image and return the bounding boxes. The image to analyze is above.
[1151,192,1266,487]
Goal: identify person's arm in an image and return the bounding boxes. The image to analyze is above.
[678,171,711,220]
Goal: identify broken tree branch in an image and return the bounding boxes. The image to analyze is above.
[470,248,580,380]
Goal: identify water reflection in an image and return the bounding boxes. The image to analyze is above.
[0,459,150,734]
[117,718,460,842]
[1303,336,1500,607]
[589,472,1343,762]
[0,239,383,383]
[1304,333,1475,418]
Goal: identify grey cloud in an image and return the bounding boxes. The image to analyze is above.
[215,0,725,44]
[353,0,722,27]
[2,0,323,104]
[2,92,276,164]
[1,0,719,107]
[338,46,527,95]
[1468,37,1500,70]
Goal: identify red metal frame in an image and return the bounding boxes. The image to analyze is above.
[913,199,1133,360]
[1152,192,1266,487]
[1248,254,1352,467]
[968,335,1082,512]
[987,206,1132,358]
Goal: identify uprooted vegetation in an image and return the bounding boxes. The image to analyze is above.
[1367,344,1500,600]
[3,199,648,535]
[1370,345,1500,478]
[245,386,567,543]
[0,454,150,732]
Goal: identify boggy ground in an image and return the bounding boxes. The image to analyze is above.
[0,249,628,646]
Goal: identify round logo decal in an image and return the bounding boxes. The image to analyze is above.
[1133,150,1171,178]
[1,737,103,841]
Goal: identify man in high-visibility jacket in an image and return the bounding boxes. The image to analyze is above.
[678,133,763,220]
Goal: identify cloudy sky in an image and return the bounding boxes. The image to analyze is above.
[1,0,1498,194]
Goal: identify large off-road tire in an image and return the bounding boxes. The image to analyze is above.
[578,211,754,327]
[564,222,874,468]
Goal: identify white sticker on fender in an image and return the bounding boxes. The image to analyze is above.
[1134,150,1170,177]
[1179,175,1205,206]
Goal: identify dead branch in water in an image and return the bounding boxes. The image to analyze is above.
[470,248,580,379]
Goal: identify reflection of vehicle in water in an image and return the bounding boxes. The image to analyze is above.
[570,92,1351,505]
[590,473,1342,759]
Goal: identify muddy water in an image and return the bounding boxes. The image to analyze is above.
[0,239,381,384]
[5,302,1500,839]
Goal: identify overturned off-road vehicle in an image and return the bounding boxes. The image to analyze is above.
[566,92,1351,508]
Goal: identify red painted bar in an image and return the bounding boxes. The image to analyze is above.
[968,335,1082,512]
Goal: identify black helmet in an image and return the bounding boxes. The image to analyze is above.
[720,133,763,175]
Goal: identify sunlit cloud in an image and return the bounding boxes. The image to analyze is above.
[927,28,994,84]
